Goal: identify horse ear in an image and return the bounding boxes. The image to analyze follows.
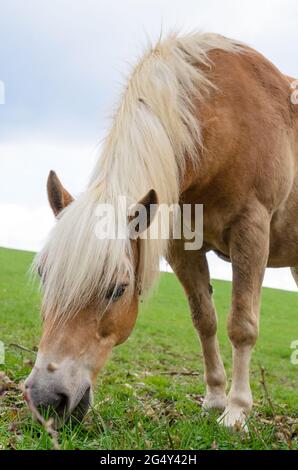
[47,170,74,217]
[129,189,158,238]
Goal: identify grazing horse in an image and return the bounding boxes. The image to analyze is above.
[25,32,298,429]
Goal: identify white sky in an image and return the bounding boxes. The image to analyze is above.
[0,0,297,291]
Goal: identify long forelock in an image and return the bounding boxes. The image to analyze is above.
[34,190,135,321]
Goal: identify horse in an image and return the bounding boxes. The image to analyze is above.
[25,32,298,430]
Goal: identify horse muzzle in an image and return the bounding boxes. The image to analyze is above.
[24,354,92,424]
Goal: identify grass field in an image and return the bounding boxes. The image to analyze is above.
[0,246,297,450]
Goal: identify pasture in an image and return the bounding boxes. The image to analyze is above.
[0,247,297,450]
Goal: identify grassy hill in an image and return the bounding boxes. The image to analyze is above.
[0,246,297,450]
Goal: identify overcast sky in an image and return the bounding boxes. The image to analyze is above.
[0,0,297,290]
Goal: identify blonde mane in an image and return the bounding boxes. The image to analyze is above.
[35,32,241,320]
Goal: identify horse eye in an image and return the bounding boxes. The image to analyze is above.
[106,284,128,302]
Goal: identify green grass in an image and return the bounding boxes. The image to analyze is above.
[0,246,297,450]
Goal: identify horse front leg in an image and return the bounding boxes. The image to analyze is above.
[218,201,270,430]
[167,241,227,412]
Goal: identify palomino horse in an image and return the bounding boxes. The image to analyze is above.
[25,32,298,429]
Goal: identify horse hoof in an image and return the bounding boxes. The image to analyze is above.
[217,406,249,432]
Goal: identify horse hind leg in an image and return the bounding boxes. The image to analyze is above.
[291,267,298,287]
